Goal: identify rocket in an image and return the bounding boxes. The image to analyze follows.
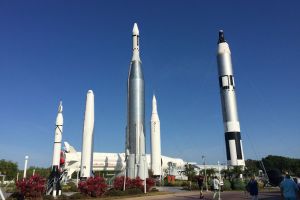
[48,101,63,196]
[125,23,148,179]
[80,90,95,179]
[150,95,161,177]
[216,30,245,166]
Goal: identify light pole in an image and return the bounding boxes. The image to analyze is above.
[144,156,146,194]
[202,155,208,192]
[218,161,221,200]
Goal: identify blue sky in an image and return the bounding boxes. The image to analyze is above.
[0,1,299,168]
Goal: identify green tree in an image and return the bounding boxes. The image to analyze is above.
[183,164,196,181]
[0,159,18,180]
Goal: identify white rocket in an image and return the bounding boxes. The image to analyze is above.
[80,90,95,179]
[47,101,63,197]
[150,95,161,177]
[52,101,63,168]
[216,30,245,166]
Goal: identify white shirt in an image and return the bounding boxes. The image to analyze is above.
[213,178,220,190]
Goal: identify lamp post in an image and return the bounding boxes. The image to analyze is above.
[218,161,221,200]
[202,155,208,192]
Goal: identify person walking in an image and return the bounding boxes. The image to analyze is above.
[280,174,299,200]
[197,175,204,199]
[212,176,220,200]
[247,176,258,200]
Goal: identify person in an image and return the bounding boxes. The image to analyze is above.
[212,176,220,199]
[280,174,299,200]
[197,175,204,199]
[246,176,258,200]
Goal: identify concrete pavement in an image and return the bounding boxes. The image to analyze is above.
[119,190,282,200]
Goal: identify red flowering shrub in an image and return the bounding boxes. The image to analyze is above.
[16,175,46,198]
[127,176,143,190]
[78,176,107,197]
[146,178,155,191]
[113,176,131,190]
[113,176,155,192]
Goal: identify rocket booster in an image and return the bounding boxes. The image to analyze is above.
[126,23,147,179]
[52,101,63,169]
[216,30,245,166]
[80,90,95,179]
[150,95,161,177]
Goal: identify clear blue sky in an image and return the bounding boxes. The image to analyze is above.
[0,1,299,168]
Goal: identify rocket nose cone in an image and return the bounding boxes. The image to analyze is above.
[58,101,63,113]
[87,90,93,94]
[133,23,139,35]
[218,30,226,44]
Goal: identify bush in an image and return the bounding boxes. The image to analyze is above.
[146,178,155,191]
[16,175,46,199]
[127,176,143,190]
[222,179,231,191]
[78,176,107,197]
[182,182,199,190]
[231,178,246,190]
[62,182,78,192]
[113,176,130,190]
[267,169,283,186]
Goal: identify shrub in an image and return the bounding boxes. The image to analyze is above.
[127,176,143,190]
[62,182,78,192]
[113,176,131,190]
[222,179,231,191]
[16,175,46,199]
[182,182,199,190]
[231,178,246,190]
[267,169,283,186]
[146,178,155,191]
[78,176,107,197]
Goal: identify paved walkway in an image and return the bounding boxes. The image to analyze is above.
[120,190,282,200]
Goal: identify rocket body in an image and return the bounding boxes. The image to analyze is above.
[216,31,245,166]
[52,101,63,168]
[126,23,148,179]
[48,101,63,197]
[80,90,95,179]
[150,95,161,177]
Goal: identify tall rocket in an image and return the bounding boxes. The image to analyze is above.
[48,101,63,196]
[80,90,95,179]
[126,23,148,179]
[150,95,161,177]
[216,30,245,166]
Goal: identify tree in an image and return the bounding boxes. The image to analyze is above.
[183,164,196,181]
[205,168,217,180]
[244,159,259,177]
[0,159,18,180]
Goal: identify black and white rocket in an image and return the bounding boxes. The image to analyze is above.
[125,23,148,179]
[80,90,95,179]
[216,30,245,167]
[48,101,63,196]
